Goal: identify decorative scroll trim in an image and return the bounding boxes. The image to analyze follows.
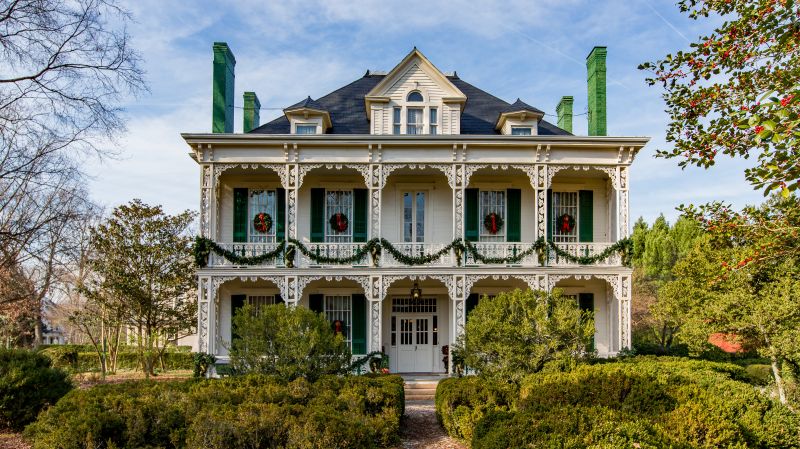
[382,164,454,189]
[214,163,290,189]
[381,274,454,301]
[546,165,621,190]
[296,274,371,299]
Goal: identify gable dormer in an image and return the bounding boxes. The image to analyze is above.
[495,99,544,135]
[365,48,467,135]
[284,96,331,134]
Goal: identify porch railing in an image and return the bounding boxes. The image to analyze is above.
[205,241,623,268]
[548,242,620,266]
[208,242,284,267]
[381,242,453,267]
[296,242,370,268]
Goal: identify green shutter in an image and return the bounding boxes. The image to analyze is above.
[353,189,368,242]
[309,294,323,313]
[465,188,479,242]
[351,294,366,354]
[231,294,246,341]
[276,188,286,241]
[579,190,594,242]
[578,293,595,351]
[465,294,480,321]
[310,188,325,242]
[233,188,248,242]
[506,188,521,242]
[546,189,553,241]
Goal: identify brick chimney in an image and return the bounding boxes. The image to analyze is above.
[212,42,235,133]
[556,96,574,133]
[586,46,607,136]
[243,91,260,133]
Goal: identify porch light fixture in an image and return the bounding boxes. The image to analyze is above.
[410,281,422,300]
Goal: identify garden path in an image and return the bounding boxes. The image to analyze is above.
[397,400,465,449]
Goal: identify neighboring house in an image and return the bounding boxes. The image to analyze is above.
[183,43,647,374]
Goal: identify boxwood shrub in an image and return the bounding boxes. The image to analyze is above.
[437,357,800,448]
[40,346,195,373]
[0,349,73,430]
[25,374,404,449]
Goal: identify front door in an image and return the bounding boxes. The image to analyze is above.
[396,315,433,372]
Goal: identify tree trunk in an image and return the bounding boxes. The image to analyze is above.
[771,355,788,406]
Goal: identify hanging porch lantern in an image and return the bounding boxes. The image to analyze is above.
[410,281,422,300]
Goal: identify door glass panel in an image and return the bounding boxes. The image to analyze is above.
[416,318,428,345]
[400,319,413,345]
[416,192,425,242]
[403,191,425,243]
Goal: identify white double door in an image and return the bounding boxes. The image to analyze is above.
[396,315,433,373]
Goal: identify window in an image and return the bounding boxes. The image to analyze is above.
[511,126,532,136]
[325,295,352,347]
[430,108,438,135]
[391,297,437,313]
[403,191,425,243]
[248,190,277,243]
[247,295,276,316]
[391,316,396,346]
[407,91,423,102]
[479,190,506,242]
[325,190,352,243]
[296,124,317,134]
[393,107,401,135]
[552,191,578,243]
[407,108,423,135]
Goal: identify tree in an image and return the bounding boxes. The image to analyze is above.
[630,216,702,353]
[84,200,196,378]
[456,289,594,383]
[640,0,800,195]
[0,0,145,345]
[229,304,352,381]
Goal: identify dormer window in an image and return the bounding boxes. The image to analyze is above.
[407,91,424,102]
[296,124,317,134]
[511,126,532,136]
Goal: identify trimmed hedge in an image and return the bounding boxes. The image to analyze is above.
[0,349,73,430]
[39,346,194,372]
[437,357,800,448]
[434,376,514,443]
[25,374,404,448]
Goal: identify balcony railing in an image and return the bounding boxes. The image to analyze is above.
[548,242,620,266]
[204,241,623,268]
[381,243,453,267]
[296,242,370,268]
[208,242,284,267]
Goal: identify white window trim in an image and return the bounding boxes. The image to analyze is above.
[400,189,428,243]
[478,189,508,242]
[247,188,278,243]
[551,190,580,243]
[324,189,353,243]
[294,123,318,134]
[511,126,533,135]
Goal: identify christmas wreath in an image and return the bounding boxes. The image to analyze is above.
[483,212,504,235]
[329,213,349,233]
[253,212,272,233]
[557,213,576,234]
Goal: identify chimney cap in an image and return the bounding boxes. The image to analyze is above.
[586,46,607,60]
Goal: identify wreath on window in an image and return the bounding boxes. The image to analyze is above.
[483,212,504,235]
[253,212,272,233]
[557,213,576,234]
[329,213,349,233]
[332,319,346,337]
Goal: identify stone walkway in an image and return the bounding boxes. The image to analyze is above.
[396,400,466,449]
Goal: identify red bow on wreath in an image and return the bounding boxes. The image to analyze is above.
[330,213,348,232]
[488,213,498,234]
[558,213,575,234]
[483,212,504,235]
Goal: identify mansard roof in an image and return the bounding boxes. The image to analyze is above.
[250,74,570,135]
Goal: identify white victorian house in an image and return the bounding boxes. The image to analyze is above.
[183,43,647,374]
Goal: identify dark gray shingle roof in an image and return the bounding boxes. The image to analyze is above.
[285,96,327,112]
[250,74,570,135]
[501,98,544,115]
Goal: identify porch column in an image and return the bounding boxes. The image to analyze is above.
[534,164,548,242]
[200,164,215,239]
[369,164,383,239]
[197,276,211,354]
[453,164,465,242]
[617,166,630,239]
[208,278,218,355]
[368,274,383,353]
[450,274,467,374]
[287,163,298,240]
[619,274,632,350]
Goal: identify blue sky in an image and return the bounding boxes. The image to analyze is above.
[88,0,763,225]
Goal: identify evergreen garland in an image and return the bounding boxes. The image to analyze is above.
[193,236,633,268]
[345,351,390,373]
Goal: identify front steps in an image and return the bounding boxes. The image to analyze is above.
[402,375,445,401]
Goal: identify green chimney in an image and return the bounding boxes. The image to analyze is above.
[243,91,260,133]
[586,46,607,136]
[556,96,574,133]
[212,42,236,133]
